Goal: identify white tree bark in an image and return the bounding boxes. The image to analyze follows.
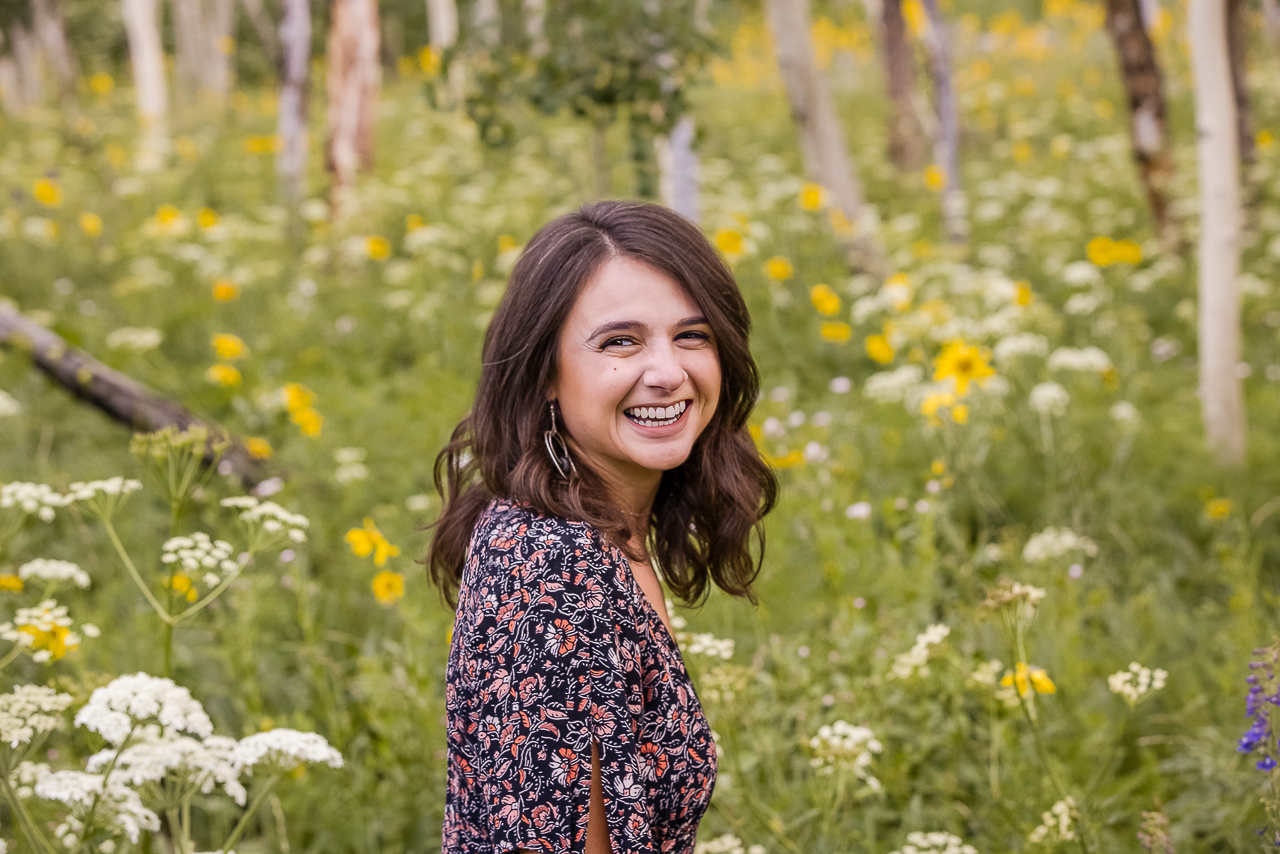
[32,0,77,98]
[523,0,547,56]
[765,0,887,275]
[241,0,280,68]
[326,0,380,213]
[1264,0,1280,45]
[8,21,43,106]
[277,0,311,207]
[427,0,458,47]
[173,0,236,101]
[473,0,499,46]
[657,115,700,224]
[1189,0,1245,465]
[920,0,965,242]
[121,0,170,170]
[1139,0,1159,31]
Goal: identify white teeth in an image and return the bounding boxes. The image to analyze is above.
[625,400,688,425]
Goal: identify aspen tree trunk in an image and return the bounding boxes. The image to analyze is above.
[881,0,923,170]
[523,0,546,56]
[765,0,887,275]
[8,21,43,106]
[121,0,170,170]
[1138,0,1159,30]
[1188,0,1245,466]
[1226,0,1253,167]
[657,115,700,223]
[174,0,236,101]
[277,0,310,211]
[919,0,965,242]
[473,0,499,46]
[32,0,77,99]
[1263,0,1280,45]
[325,0,380,213]
[207,0,236,96]
[427,0,458,47]
[1105,0,1177,245]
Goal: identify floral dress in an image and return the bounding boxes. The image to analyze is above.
[443,497,717,853]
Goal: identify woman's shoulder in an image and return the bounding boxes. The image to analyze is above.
[468,496,618,583]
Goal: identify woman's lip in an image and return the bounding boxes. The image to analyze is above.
[623,401,692,435]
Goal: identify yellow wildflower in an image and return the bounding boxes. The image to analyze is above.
[1015,280,1034,306]
[828,208,856,236]
[406,214,425,232]
[197,208,220,229]
[88,72,114,94]
[951,404,969,424]
[763,256,794,281]
[798,182,826,212]
[166,573,198,602]
[902,0,927,36]
[865,334,896,364]
[33,178,62,208]
[923,164,946,191]
[471,260,484,282]
[345,517,401,567]
[19,624,78,661]
[419,45,441,76]
[496,234,517,253]
[1012,142,1033,163]
[931,460,946,475]
[714,228,744,256]
[1205,498,1232,520]
[933,340,995,396]
[205,364,242,387]
[920,391,956,425]
[1002,662,1056,697]
[809,284,841,316]
[764,449,805,469]
[366,235,391,260]
[156,204,182,227]
[1094,99,1114,119]
[1111,239,1142,265]
[820,322,852,343]
[1258,130,1275,152]
[211,333,248,361]
[282,383,316,413]
[78,212,103,238]
[290,407,324,437]
[911,239,932,259]
[245,437,273,460]
[0,574,23,592]
[212,279,240,301]
[372,570,406,606]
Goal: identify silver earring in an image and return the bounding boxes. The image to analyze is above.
[544,401,575,479]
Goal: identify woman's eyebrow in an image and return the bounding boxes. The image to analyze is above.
[587,315,710,339]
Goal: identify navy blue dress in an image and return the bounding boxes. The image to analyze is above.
[442,497,718,853]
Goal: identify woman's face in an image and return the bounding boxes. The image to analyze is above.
[548,255,721,496]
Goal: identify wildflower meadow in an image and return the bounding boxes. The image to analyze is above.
[2,0,1280,851]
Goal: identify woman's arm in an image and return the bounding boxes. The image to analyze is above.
[517,740,613,854]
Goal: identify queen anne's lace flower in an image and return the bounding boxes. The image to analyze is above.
[1028,797,1077,844]
[33,770,160,843]
[0,600,86,661]
[888,624,951,680]
[982,580,1047,609]
[993,332,1049,363]
[18,558,90,589]
[86,726,247,805]
[808,721,882,788]
[1108,661,1168,708]
[161,532,241,587]
[0,482,71,522]
[0,684,74,747]
[74,673,213,745]
[1029,381,1070,415]
[864,365,925,403]
[889,831,978,854]
[64,477,143,502]
[221,496,309,545]
[229,728,343,771]
[1023,527,1098,562]
[1047,345,1113,373]
[11,760,51,798]
[681,633,735,660]
[692,834,765,854]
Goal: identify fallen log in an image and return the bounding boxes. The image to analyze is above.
[0,305,267,488]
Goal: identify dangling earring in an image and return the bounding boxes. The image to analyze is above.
[544,400,575,479]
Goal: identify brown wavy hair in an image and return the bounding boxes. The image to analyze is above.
[423,200,777,609]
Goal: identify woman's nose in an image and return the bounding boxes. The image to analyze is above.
[643,345,687,390]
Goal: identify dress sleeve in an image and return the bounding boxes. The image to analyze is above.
[472,522,652,854]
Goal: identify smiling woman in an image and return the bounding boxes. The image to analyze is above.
[425,201,777,853]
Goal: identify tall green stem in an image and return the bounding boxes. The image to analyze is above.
[220,771,282,854]
[2,770,61,854]
[102,517,173,625]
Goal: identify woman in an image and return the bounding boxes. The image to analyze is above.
[429,200,777,853]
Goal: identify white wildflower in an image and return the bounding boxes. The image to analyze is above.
[1,482,72,522]
[229,728,343,771]
[983,580,1048,610]
[829,376,853,394]
[1063,292,1104,315]
[75,673,213,746]
[889,831,978,854]
[683,633,735,660]
[865,365,924,403]
[220,496,309,545]
[11,760,51,798]
[105,327,163,352]
[33,770,160,843]
[18,558,90,589]
[0,685,74,748]
[0,389,21,417]
[1107,661,1167,708]
[1062,261,1102,286]
[334,447,369,482]
[694,834,746,854]
[846,501,872,520]
[0,600,84,662]
[967,658,1004,687]
[1023,527,1098,562]
[993,332,1049,363]
[808,721,882,788]
[1047,346,1113,373]
[1110,400,1140,425]
[161,532,240,587]
[65,477,143,501]
[1028,797,1077,844]
[87,726,247,805]
[888,624,951,680]
[1029,381,1070,416]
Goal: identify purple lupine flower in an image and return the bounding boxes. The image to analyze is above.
[1259,755,1278,772]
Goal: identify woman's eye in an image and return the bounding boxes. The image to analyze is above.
[602,336,638,348]
[678,331,711,343]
